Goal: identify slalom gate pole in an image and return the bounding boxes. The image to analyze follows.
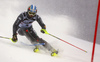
[48,33,87,53]
[91,0,100,62]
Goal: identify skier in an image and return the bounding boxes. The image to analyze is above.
[11,5,58,56]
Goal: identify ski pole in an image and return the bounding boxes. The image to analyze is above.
[0,36,45,46]
[41,29,87,53]
[0,36,11,40]
[48,33,87,53]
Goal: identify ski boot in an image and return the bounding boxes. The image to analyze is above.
[51,49,58,56]
[33,46,40,53]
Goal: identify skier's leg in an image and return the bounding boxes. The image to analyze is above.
[27,26,40,44]
[22,27,58,55]
[18,28,25,36]
[28,27,58,53]
[26,27,56,52]
[23,28,38,44]
[38,38,58,53]
[19,28,40,52]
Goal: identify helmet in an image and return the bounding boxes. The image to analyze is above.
[27,5,37,16]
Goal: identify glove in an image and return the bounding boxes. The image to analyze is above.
[12,34,18,43]
[40,29,49,34]
[41,29,45,33]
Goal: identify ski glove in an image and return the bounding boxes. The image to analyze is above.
[12,34,18,43]
[41,29,49,34]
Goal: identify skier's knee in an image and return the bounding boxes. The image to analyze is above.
[18,29,25,36]
[39,38,47,46]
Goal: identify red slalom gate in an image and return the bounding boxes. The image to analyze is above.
[91,0,100,62]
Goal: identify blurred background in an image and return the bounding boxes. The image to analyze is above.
[0,0,99,44]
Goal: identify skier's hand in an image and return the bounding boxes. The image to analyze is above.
[12,34,18,43]
[41,29,49,34]
[41,29,45,33]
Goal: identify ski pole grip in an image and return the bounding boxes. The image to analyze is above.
[41,29,49,34]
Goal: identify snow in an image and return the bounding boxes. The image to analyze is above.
[0,0,100,62]
[0,34,100,62]
[0,14,100,62]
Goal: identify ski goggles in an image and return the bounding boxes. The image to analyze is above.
[28,11,36,16]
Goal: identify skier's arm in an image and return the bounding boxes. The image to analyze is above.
[13,14,23,35]
[36,15,46,29]
[36,15,49,34]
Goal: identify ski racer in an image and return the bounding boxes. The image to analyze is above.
[11,5,58,56]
